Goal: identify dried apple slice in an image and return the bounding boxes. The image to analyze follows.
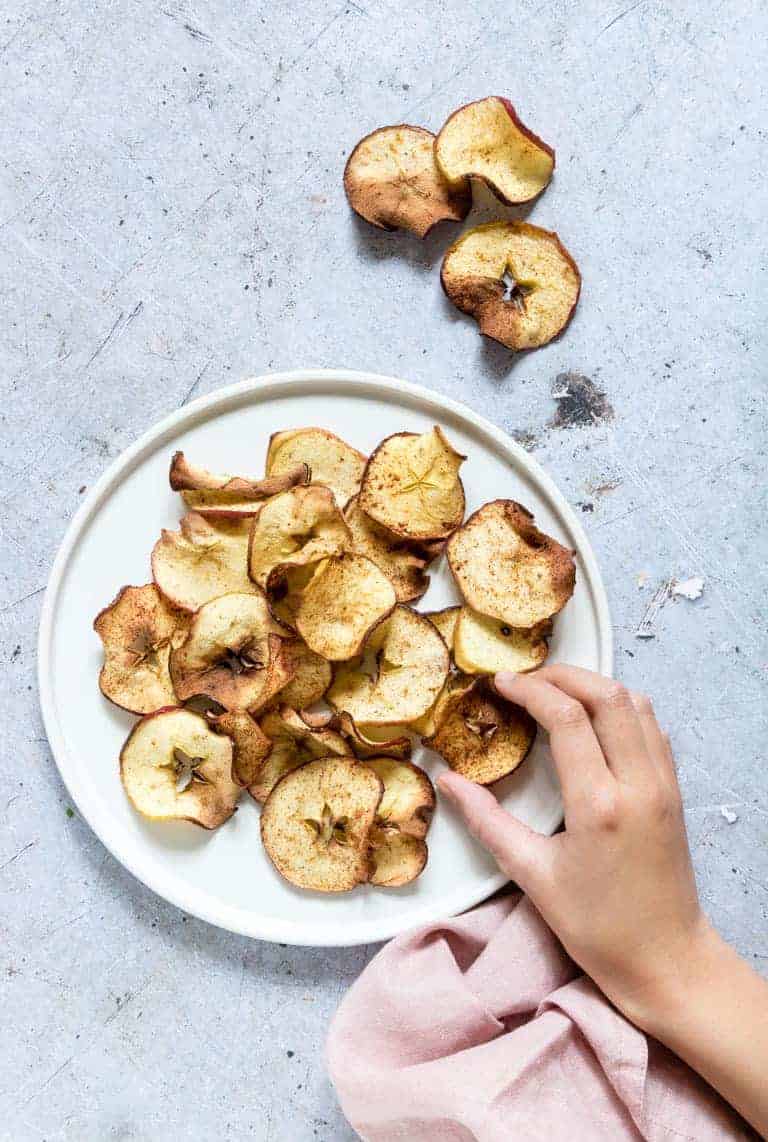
[424,679,536,785]
[261,756,383,893]
[169,451,309,519]
[152,512,256,613]
[366,757,435,888]
[435,97,554,205]
[264,562,318,630]
[345,495,435,603]
[328,605,449,725]
[454,607,550,675]
[206,710,272,787]
[410,669,473,737]
[170,592,294,712]
[94,584,189,714]
[425,605,461,650]
[266,428,367,507]
[447,499,575,628]
[295,552,396,661]
[275,638,332,710]
[251,707,352,803]
[331,712,412,761]
[344,124,471,238]
[358,426,466,541]
[247,484,351,588]
[120,708,240,828]
[441,221,581,351]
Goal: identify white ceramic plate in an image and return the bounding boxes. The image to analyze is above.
[38,369,612,947]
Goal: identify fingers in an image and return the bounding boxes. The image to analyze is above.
[531,665,652,787]
[495,671,610,804]
[438,771,550,890]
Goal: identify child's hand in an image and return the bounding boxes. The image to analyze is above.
[438,665,708,1028]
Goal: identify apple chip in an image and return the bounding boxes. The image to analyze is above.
[328,605,449,725]
[345,495,436,603]
[152,512,257,613]
[447,500,575,628]
[169,451,309,518]
[410,669,473,737]
[366,758,435,888]
[247,484,351,588]
[276,638,332,710]
[251,707,352,803]
[206,710,272,787]
[261,756,383,893]
[295,552,396,661]
[424,679,536,785]
[435,97,554,205]
[94,584,189,714]
[170,592,294,712]
[425,605,461,650]
[344,125,471,238]
[266,428,366,507]
[441,221,581,351]
[264,562,318,630]
[120,708,240,829]
[454,607,549,675]
[359,427,466,541]
[332,711,412,761]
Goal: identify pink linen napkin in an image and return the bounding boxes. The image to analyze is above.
[327,892,755,1141]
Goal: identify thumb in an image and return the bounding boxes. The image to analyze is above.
[438,771,550,892]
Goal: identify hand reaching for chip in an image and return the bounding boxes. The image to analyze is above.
[439,664,768,1137]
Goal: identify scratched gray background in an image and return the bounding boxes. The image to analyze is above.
[1,0,766,1138]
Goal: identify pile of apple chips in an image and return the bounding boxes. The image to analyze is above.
[95,426,575,892]
[345,96,581,351]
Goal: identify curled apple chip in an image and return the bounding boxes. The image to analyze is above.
[295,552,396,661]
[441,221,581,351]
[206,710,272,787]
[276,638,332,710]
[410,669,473,737]
[345,495,436,603]
[170,592,294,712]
[120,708,240,829]
[435,97,554,206]
[425,605,461,651]
[94,584,189,714]
[169,452,309,519]
[328,605,449,726]
[447,500,575,628]
[152,512,256,613]
[344,125,471,238]
[264,562,318,630]
[424,679,536,785]
[247,484,351,588]
[366,758,435,887]
[358,427,466,541]
[331,711,412,761]
[261,756,383,893]
[454,607,550,675]
[266,428,367,508]
[251,707,352,803]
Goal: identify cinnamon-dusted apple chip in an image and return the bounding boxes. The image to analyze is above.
[251,707,352,803]
[424,679,536,785]
[441,221,581,351]
[425,605,461,651]
[435,97,554,206]
[247,484,351,588]
[410,669,473,737]
[94,584,189,714]
[358,426,466,541]
[276,638,332,711]
[170,592,294,712]
[447,500,575,628]
[345,495,436,603]
[261,756,383,893]
[344,125,471,238]
[331,711,412,761]
[295,552,396,661]
[365,757,435,888]
[120,708,240,829]
[152,512,256,613]
[206,710,272,787]
[454,607,550,675]
[169,451,309,519]
[266,428,367,508]
[328,605,449,726]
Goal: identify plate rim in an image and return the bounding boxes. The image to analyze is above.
[37,368,613,947]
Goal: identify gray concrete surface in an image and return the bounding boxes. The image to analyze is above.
[1,0,766,1138]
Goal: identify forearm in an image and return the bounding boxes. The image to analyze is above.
[629,923,768,1138]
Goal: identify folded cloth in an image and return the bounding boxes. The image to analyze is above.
[327,892,756,1141]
